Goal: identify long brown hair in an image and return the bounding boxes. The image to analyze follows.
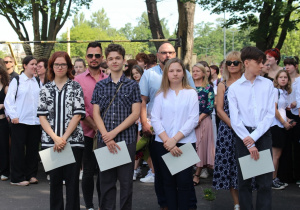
[158,58,192,98]
[273,70,292,94]
[0,58,9,87]
[48,51,74,81]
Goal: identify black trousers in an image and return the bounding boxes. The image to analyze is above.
[235,129,272,210]
[10,123,41,183]
[98,141,136,210]
[82,136,100,209]
[0,118,10,177]
[50,147,83,210]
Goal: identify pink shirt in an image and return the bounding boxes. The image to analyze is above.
[74,69,108,138]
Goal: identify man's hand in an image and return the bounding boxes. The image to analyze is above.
[170,146,183,157]
[11,118,19,124]
[164,138,176,151]
[248,146,259,160]
[102,130,117,143]
[106,140,121,154]
[53,136,67,152]
[243,136,255,148]
[142,122,153,136]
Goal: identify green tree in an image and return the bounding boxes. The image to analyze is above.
[0,0,92,58]
[193,0,300,51]
[88,8,110,30]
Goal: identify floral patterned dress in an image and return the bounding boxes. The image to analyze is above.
[195,84,215,167]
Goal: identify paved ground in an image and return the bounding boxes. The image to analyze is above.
[0,164,299,209]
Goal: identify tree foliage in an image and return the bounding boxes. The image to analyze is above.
[193,0,300,51]
[0,0,92,58]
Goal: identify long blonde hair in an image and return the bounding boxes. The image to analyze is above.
[192,63,209,88]
[222,51,243,81]
[158,58,192,98]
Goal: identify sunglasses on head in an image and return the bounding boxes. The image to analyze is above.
[86,54,101,59]
[226,60,241,66]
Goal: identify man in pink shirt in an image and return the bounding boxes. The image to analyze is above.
[74,42,108,210]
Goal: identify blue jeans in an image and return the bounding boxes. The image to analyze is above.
[152,141,197,210]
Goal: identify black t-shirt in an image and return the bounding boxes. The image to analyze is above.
[9,71,19,82]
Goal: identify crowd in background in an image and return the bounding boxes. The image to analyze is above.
[0,42,300,210]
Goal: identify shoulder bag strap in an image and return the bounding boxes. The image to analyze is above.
[103,82,123,119]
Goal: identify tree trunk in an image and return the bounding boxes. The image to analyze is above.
[177,0,196,71]
[145,0,165,51]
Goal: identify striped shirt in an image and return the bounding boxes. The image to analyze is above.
[37,79,86,148]
[91,74,142,145]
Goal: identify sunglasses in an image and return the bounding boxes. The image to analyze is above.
[125,64,128,68]
[86,54,101,59]
[4,61,13,64]
[226,60,241,66]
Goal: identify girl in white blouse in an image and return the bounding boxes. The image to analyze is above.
[270,70,295,189]
[4,56,42,186]
[151,58,199,210]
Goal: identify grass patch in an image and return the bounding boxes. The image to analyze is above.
[203,188,216,201]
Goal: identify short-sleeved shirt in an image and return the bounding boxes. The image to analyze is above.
[139,65,195,118]
[91,74,142,145]
[37,79,86,148]
[9,71,19,82]
[196,84,215,115]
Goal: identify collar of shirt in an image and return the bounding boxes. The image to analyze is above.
[84,68,106,80]
[50,78,72,91]
[239,74,263,85]
[20,72,35,81]
[104,73,129,84]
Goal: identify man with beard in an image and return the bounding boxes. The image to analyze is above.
[139,42,196,210]
[74,42,108,210]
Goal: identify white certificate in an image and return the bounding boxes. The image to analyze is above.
[39,143,76,172]
[238,149,275,180]
[94,141,132,172]
[162,143,200,175]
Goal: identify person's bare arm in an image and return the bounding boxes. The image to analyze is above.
[216,83,231,127]
[82,116,98,131]
[141,95,152,135]
[39,116,66,152]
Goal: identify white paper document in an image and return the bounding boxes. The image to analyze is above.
[238,149,275,180]
[162,143,200,175]
[39,143,76,172]
[94,141,132,172]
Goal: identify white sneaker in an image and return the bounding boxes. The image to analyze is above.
[79,170,83,181]
[1,175,9,181]
[200,168,209,179]
[133,170,137,181]
[140,170,155,183]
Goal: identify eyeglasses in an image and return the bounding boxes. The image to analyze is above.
[4,61,13,64]
[124,64,128,68]
[226,60,241,66]
[87,54,101,59]
[102,70,105,73]
[159,51,175,55]
[53,63,68,69]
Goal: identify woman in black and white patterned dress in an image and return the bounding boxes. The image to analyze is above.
[212,51,243,210]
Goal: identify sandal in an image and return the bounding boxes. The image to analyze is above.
[193,174,200,186]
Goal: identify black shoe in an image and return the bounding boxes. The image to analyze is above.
[272,180,285,190]
[274,178,288,187]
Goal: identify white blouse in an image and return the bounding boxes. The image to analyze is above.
[151,88,199,143]
[4,73,41,125]
[272,88,289,128]
[288,77,300,115]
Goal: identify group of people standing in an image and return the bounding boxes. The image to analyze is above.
[0,41,300,210]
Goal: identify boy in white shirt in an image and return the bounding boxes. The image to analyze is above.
[228,46,275,210]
